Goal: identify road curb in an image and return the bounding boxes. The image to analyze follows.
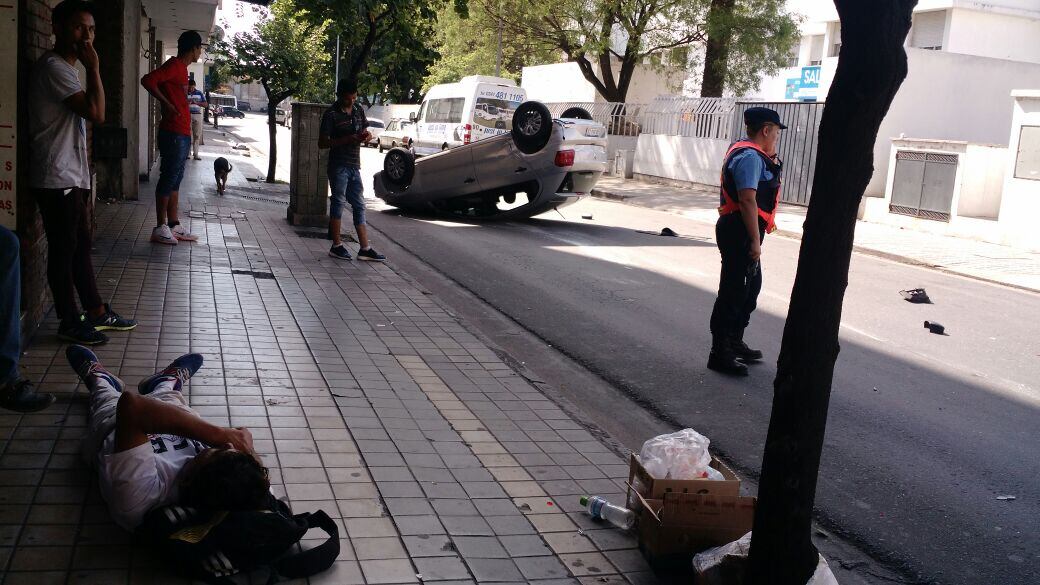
[590,189,1040,294]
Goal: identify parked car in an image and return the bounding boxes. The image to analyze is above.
[221,107,246,119]
[374,102,607,221]
[238,100,251,112]
[365,119,385,147]
[409,75,527,156]
[377,119,415,152]
[275,108,287,125]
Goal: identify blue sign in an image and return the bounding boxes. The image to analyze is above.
[785,78,800,100]
[800,66,821,89]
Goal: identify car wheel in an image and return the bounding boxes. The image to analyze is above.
[383,147,415,189]
[378,143,384,153]
[561,106,592,120]
[511,101,553,154]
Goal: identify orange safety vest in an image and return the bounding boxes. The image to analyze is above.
[717,141,783,234]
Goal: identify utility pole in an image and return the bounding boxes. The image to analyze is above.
[495,2,502,76]
[335,34,341,86]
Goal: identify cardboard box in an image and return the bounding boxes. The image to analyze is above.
[635,492,756,569]
[626,454,753,569]
[626,453,740,509]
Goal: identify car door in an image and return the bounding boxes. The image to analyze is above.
[415,147,479,199]
[470,134,533,193]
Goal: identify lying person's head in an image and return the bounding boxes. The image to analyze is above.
[178,447,270,511]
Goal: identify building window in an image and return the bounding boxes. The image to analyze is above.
[808,35,824,66]
[910,10,946,50]
[1015,126,1040,181]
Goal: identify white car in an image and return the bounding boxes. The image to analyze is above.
[365,119,385,147]
[378,119,416,152]
[275,108,288,125]
[375,103,607,220]
[409,75,527,156]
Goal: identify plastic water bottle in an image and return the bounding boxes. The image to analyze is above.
[580,495,636,530]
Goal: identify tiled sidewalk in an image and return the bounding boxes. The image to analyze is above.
[592,175,1040,292]
[1,133,655,584]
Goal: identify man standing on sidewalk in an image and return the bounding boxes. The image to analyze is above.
[318,79,386,262]
[141,30,204,245]
[707,107,785,377]
[0,226,57,412]
[187,79,207,161]
[27,0,137,346]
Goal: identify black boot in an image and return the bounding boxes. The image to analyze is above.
[707,335,748,377]
[0,378,56,413]
[731,330,763,362]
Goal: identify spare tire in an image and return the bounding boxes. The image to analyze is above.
[560,106,592,120]
[511,101,553,154]
[383,147,415,189]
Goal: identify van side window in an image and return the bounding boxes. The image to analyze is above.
[426,98,465,124]
[417,102,427,122]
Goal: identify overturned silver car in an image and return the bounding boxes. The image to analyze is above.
[373,102,608,220]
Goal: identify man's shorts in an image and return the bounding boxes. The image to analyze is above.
[328,166,366,225]
[156,129,191,196]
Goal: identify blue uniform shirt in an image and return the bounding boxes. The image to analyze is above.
[728,139,775,191]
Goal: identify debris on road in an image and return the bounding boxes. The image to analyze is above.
[996,495,1016,501]
[924,321,947,335]
[660,227,678,237]
[900,288,932,303]
[582,214,594,220]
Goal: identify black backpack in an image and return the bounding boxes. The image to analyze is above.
[137,494,339,584]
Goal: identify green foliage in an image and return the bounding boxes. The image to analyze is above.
[706,0,802,95]
[211,0,331,105]
[422,1,559,93]
[483,0,799,101]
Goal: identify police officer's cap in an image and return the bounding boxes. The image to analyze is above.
[744,107,788,130]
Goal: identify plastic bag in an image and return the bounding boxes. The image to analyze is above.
[693,532,839,585]
[639,428,712,480]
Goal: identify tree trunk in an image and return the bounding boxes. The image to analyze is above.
[700,0,736,97]
[747,1,916,584]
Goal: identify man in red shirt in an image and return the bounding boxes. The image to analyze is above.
[141,30,203,245]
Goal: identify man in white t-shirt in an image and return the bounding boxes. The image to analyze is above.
[67,345,271,532]
[27,0,136,346]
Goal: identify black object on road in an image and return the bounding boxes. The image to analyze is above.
[659,227,678,237]
[924,321,946,335]
[900,288,932,303]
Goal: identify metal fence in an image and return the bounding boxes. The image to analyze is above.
[730,101,825,206]
[638,96,737,139]
[544,102,646,136]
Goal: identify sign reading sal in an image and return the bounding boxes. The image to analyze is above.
[0,5,18,229]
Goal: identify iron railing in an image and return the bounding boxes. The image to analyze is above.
[638,96,737,140]
[543,102,646,136]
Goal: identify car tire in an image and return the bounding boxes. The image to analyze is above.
[561,106,592,120]
[379,143,384,153]
[383,147,415,189]
[511,101,553,154]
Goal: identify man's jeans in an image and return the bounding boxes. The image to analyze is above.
[0,226,20,385]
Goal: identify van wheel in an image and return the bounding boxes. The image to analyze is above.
[378,143,384,153]
[561,106,592,120]
[512,102,553,154]
[384,147,415,189]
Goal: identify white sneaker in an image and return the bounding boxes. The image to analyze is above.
[151,225,178,245]
[171,224,198,242]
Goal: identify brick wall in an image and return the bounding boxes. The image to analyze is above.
[17,0,58,344]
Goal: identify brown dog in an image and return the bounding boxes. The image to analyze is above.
[213,157,232,195]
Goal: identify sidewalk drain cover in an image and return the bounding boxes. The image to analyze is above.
[231,269,276,280]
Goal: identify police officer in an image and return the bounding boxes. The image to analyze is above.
[708,107,785,376]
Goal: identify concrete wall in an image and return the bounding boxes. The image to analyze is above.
[957,143,1007,218]
[946,8,1040,64]
[633,134,728,186]
[867,49,1040,197]
[997,91,1040,250]
[522,60,683,104]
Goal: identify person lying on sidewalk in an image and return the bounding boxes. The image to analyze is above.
[66,345,270,532]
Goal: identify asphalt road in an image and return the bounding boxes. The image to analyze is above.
[240,114,1040,584]
[358,153,1039,585]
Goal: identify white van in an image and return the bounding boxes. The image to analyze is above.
[410,75,527,156]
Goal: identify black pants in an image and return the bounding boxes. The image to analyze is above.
[33,188,103,322]
[709,214,763,340]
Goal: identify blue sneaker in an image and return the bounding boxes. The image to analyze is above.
[328,244,352,260]
[66,344,123,393]
[138,354,204,395]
